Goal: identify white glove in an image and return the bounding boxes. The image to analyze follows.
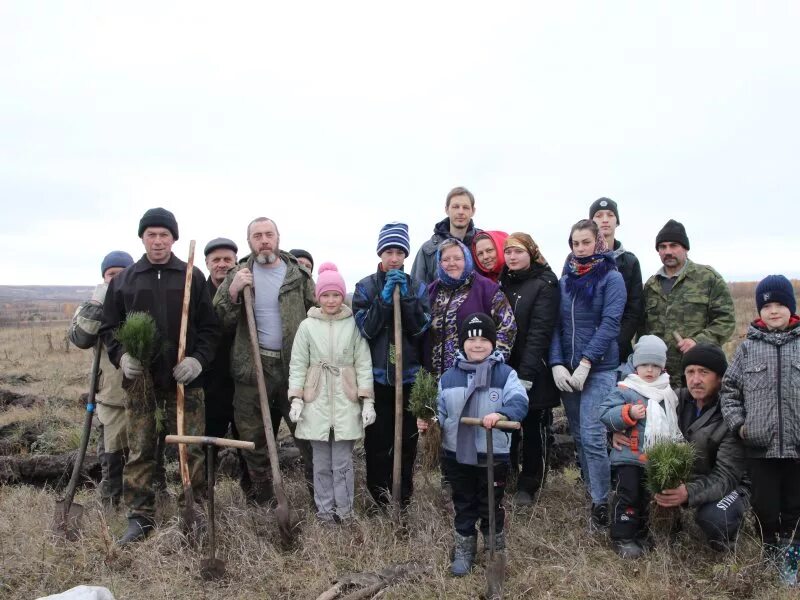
[289,398,304,423]
[362,400,376,427]
[120,353,144,379]
[173,356,202,384]
[569,360,592,392]
[551,365,574,393]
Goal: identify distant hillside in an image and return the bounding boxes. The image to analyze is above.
[0,286,94,326]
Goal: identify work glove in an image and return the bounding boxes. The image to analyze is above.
[289,398,304,423]
[173,356,202,384]
[387,269,409,297]
[91,282,109,305]
[569,360,591,392]
[551,365,574,393]
[362,399,376,427]
[381,277,397,304]
[120,353,144,379]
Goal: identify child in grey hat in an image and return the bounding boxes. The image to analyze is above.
[600,335,682,558]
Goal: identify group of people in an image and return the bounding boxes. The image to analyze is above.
[67,190,799,587]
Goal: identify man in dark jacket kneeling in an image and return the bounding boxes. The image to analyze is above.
[613,343,748,551]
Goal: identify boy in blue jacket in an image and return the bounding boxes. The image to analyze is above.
[600,335,683,558]
[418,312,528,576]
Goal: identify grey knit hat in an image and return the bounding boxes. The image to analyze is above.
[632,335,668,369]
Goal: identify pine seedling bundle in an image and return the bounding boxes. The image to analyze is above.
[115,312,160,418]
[409,368,441,471]
[644,440,695,495]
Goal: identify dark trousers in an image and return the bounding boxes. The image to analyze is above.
[747,458,800,543]
[610,464,650,541]
[445,455,508,536]
[694,488,748,549]
[510,408,552,493]
[205,377,251,490]
[364,383,418,506]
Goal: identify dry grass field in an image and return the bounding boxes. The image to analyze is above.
[0,282,798,599]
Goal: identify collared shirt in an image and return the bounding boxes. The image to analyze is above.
[656,260,688,295]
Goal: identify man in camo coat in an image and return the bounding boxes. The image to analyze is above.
[640,219,735,387]
[214,217,316,503]
[69,250,134,506]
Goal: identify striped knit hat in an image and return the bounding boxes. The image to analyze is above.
[376,222,411,257]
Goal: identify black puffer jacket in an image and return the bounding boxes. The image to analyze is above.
[100,253,219,391]
[677,388,749,507]
[611,240,643,363]
[500,263,560,410]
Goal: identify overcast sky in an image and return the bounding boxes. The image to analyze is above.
[2,2,798,289]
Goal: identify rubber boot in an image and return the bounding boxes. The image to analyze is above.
[779,538,799,587]
[100,449,125,506]
[450,532,478,577]
[612,539,644,559]
[118,516,155,546]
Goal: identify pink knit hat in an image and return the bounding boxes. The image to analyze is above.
[315,262,346,300]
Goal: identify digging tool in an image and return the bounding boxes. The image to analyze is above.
[165,435,255,580]
[52,339,102,540]
[176,240,201,535]
[391,286,403,515]
[242,284,297,547]
[460,417,521,600]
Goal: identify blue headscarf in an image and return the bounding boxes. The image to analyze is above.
[436,239,475,289]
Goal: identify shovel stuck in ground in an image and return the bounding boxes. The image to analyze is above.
[460,417,521,600]
[242,285,299,548]
[165,434,255,580]
[52,340,102,540]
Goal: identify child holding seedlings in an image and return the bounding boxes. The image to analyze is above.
[599,335,683,558]
[418,312,528,576]
[721,275,800,586]
[288,263,376,523]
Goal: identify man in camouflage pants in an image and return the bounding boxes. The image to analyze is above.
[100,208,219,544]
[214,217,316,504]
[640,219,735,387]
[69,250,134,506]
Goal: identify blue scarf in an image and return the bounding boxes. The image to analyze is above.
[455,351,502,465]
[564,253,616,303]
[436,239,475,288]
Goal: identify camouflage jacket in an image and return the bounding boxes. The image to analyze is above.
[68,283,126,407]
[641,259,735,386]
[214,250,316,385]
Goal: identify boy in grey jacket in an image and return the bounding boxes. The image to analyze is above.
[600,335,682,558]
[721,275,800,587]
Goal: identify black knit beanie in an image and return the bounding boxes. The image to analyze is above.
[681,343,727,378]
[589,197,620,225]
[138,207,179,240]
[289,249,314,270]
[655,219,689,250]
[459,312,497,349]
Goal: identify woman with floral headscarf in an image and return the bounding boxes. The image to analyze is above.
[549,219,626,529]
[500,232,560,505]
[425,238,517,379]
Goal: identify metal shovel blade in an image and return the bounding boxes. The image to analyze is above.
[485,552,506,600]
[52,501,84,541]
[200,557,226,580]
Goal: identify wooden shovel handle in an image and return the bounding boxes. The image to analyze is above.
[459,417,521,431]
[165,435,255,450]
[391,285,403,511]
[176,240,196,490]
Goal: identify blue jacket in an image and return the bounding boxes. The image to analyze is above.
[549,268,626,372]
[439,351,529,462]
[353,267,431,386]
[599,384,650,467]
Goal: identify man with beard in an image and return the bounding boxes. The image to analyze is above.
[410,186,482,285]
[640,220,735,387]
[214,218,316,503]
[613,344,749,552]
[101,207,219,544]
[203,237,250,490]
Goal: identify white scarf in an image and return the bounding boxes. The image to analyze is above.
[619,373,683,450]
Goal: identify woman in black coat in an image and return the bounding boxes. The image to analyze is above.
[500,232,561,505]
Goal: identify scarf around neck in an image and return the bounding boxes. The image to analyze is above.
[455,351,501,465]
[620,373,684,449]
[564,234,615,303]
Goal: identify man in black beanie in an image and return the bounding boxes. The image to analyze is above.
[640,219,735,386]
[100,207,219,544]
[613,343,748,551]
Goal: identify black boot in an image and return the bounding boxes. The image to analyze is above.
[118,516,155,546]
[100,449,125,506]
[591,503,609,531]
[248,478,275,506]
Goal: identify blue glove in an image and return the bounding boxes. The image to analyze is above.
[387,269,409,297]
[381,277,397,304]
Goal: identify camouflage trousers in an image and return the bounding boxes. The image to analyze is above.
[124,385,205,519]
[233,354,313,491]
